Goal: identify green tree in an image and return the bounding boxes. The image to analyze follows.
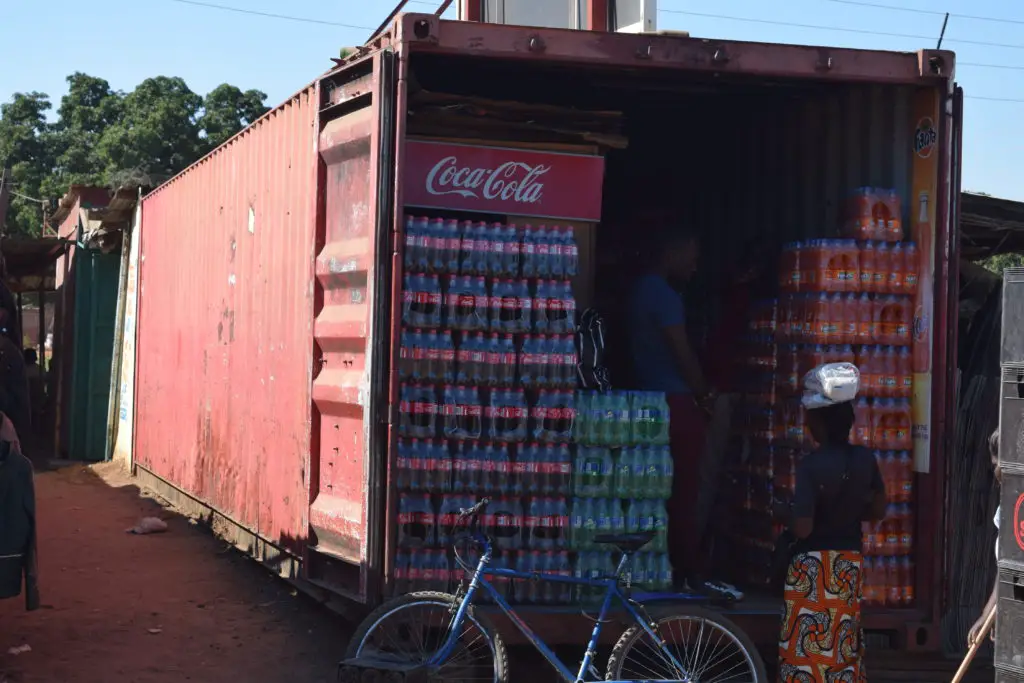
[97,76,203,185]
[0,73,270,236]
[43,73,124,197]
[981,252,1024,274]
[0,92,53,237]
[198,84,269,151]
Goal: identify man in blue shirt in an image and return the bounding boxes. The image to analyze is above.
[628,232,706,396]
[629,230,721,592]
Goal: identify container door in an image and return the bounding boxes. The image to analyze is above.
[308,50,398,602]
[69,248,121,462]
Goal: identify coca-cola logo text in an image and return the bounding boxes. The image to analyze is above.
[425,155,549,205]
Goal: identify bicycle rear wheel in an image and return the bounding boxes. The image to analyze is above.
[345,591,508,683]
[606,606,767,682]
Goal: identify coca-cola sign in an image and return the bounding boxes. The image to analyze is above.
[403,140,605,221]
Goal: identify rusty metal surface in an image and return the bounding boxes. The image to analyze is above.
[397,13,954,85]
[135,85,319,554]
[308,52,395,602]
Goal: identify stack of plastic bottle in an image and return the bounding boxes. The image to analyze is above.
[722,300,786,587]
[568,391,674,601]
[726,189,916,604]
[395,215,581,603]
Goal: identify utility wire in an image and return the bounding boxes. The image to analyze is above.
[658,8,1024,51]
[960,62,1024,72]
[657,8,1024,102]
[159,0,1024,103]
[8,191,46,205]
[163,0,375,30]
[820,0,1024,27]
[964,95,1024,103]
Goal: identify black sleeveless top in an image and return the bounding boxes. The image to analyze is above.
[791,444,885,552]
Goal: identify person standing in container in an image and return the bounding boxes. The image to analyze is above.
[777,363,887,683]
[628,228,715,592]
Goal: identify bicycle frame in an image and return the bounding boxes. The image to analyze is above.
[427,534,698,683]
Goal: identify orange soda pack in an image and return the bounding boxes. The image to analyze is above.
[873,296,912,346]
[844,187,903,242]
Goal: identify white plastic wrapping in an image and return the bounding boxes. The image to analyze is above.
[801,362,860,410]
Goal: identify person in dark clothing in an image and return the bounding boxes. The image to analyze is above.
[24,347,44,433]
[0,310,30,439]
[777,365,886,683]
[967,429,1001,648]
[0,265,23,347]
[0,435,39,611]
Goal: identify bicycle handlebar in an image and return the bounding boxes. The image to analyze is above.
[457,498,490,525]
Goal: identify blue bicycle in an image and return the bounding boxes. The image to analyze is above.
[343,499,767,682]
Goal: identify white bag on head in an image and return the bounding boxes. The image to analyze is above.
[801,362,859,410]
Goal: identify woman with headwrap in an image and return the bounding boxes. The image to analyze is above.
[776,363,887,683]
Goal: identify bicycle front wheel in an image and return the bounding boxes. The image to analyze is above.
[345,591,508,683]
[606,606,768,683]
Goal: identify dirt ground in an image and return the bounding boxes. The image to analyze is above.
[0,463,351,683]
[0,460,995,683]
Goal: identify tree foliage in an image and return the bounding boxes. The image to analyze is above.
[981,252,1024,275]
[0,73,269,237]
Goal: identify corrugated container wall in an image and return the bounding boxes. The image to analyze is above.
[599,84,916,269]
[136,86,319,553]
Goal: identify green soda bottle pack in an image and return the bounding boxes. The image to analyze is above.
[569,389,674,590]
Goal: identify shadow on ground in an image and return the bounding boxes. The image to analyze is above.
[0,461,351,683]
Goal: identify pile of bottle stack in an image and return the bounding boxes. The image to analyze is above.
[728,188,917,606]
[394,215,582,604]
[570,391,674,601]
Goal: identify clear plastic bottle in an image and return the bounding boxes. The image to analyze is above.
[533,280,551,334]
[428,218,445,273]
[459,221,477,275]
[554,281,576,334]
[483,333,501,387]
[859,241,877,294]
[520,335,538,388]
[414,217,431,273]
[564,226,579,277]
[503,223,520,278]
[549,225,565,278]
[487,222,505,277]
[521,225,536,278]
[472,221,491,276]
[903,241,919,296]
[535,225,551,278]
[403,216,421,271]
[422,329,439,383]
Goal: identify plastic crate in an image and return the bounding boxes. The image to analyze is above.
[998,469,1024,573]
[1000,366,1024,468]
[1002,267,1024,366]
[996,571,1024,680]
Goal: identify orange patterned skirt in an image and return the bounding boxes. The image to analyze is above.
[779,550,865,683]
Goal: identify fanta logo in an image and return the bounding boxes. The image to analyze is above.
[913,309,929,342]
[914,117,938,158]
[1013,493,1024,552]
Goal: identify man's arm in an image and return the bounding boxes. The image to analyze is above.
[968,576,997,647]
[663,324,709,398]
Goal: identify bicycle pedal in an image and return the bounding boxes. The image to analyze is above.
[338,658,429,683]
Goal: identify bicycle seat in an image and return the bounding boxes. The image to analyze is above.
[592,531,656,554]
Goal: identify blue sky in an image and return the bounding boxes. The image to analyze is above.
[1,0,1022,198]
